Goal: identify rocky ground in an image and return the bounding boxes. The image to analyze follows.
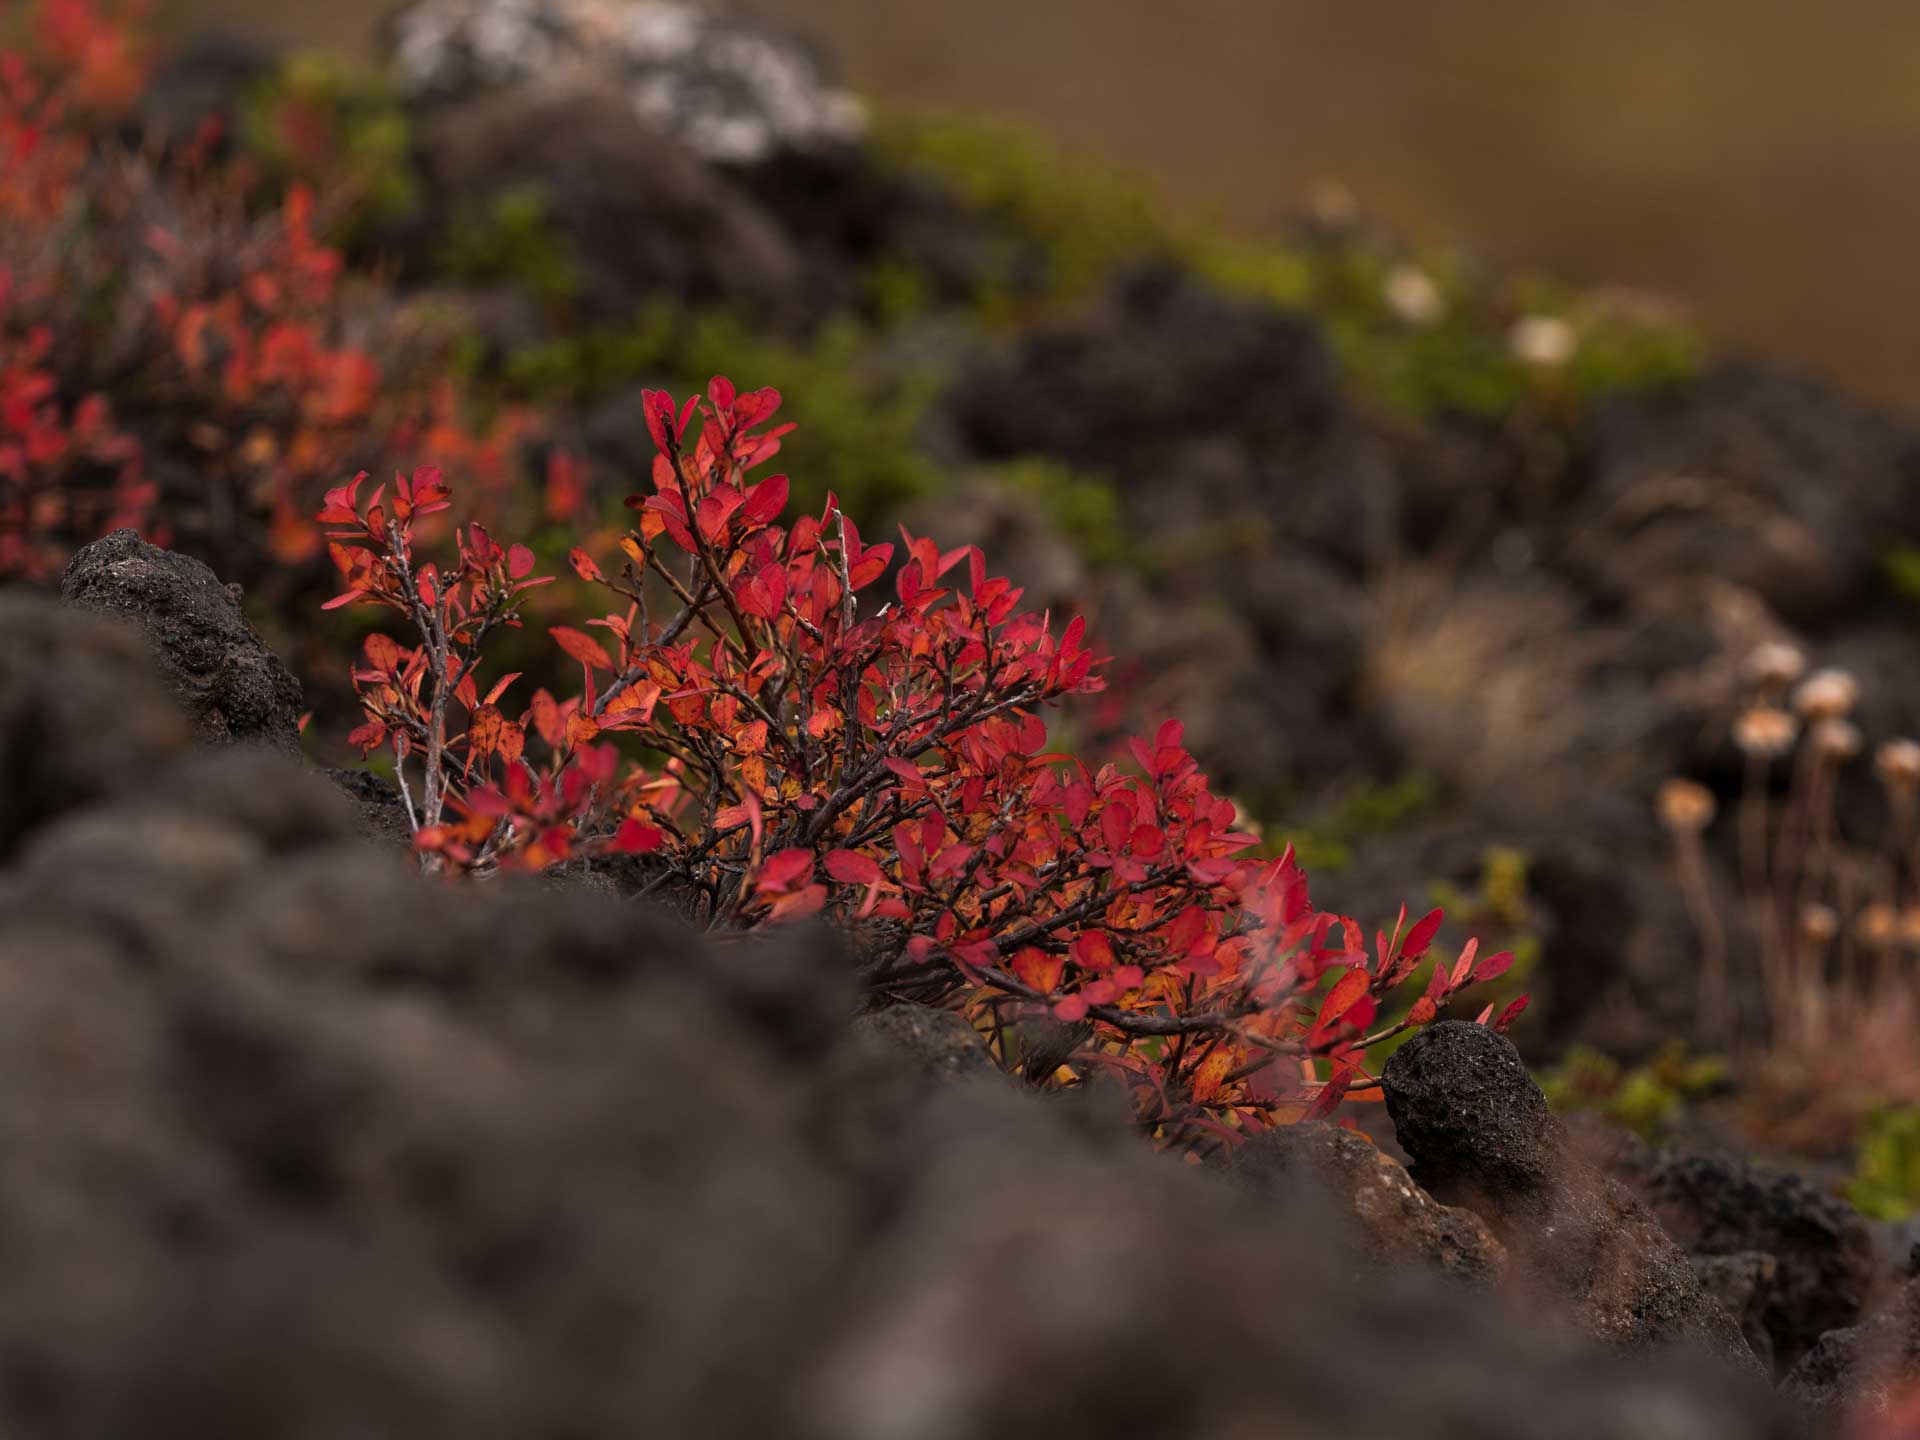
[13,0,1920,1429]
[0,529,1867,1439]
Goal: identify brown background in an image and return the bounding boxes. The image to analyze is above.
[157,0,1920,411]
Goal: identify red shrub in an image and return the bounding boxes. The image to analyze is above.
[319,376,1524,1147]
[0,0,538,589]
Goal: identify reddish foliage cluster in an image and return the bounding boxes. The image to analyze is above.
[0,0,541,588]
[0,4,149,578]
[320,376,1525,1146]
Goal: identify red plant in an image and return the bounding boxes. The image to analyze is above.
[319,376,1523,1146]
[0,13,148,578]
[0,0,539,588]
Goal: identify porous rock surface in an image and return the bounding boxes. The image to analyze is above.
[1605,1136,1880,1376]
[60,529,304,754]
[1383,1020,1765,1378]
[0,578,1802,1439]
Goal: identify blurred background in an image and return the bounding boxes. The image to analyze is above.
[155,0,1920,410]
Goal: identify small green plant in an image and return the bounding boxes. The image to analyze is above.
[1273,774,1437,873]
[500,308,939,521]
[241,54,419,242]
[1881,543,1920,605]
[988,456,1132,569]
[873,111,1176,309]
[1541,1042,1731,1138]
[1847,1107,1920,1220]
[437,186,584,308]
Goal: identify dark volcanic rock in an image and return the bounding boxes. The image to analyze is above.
[412,85,805,320]
[1782,1276,1920,1432]
[0,576,1803,1439]
[1224,1121,1508,1286]
[1571,362,1920,626]
[0,594,192,862]
[1383,1021,1763,1376]
[61,530,304,754]
[1694,1252,1780,1376]
[1611,1142,1879,1377]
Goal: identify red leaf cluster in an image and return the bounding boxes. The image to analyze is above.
[0,0,541,587]
[317,375,1525,1148]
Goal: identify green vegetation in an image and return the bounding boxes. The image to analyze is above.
[877,111,1704,423]
[874,112,1176,310]
[1846,1107,1920,1220]
[987,457,1132,569]
[241,54,419,242]
[436,186,584,307]
[496,309,940,520]
[1274,774,1437,873]
[1881,542,1920,604]
[1541,1042,1730,1138]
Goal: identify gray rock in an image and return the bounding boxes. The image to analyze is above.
[387,0,864,164]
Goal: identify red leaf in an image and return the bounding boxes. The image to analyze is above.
[613,819,666,854]
[1491,995,1530,1033]
[550,625,613,671]
[1471,949,1516,987]
[824,850,882,886]
[1052,994,1089,1023]
[743,473,789,526]
[568,548,604,583]
[1311,968,1369,1042]
[756,848,814,895]
[1305,1069,1353,1120]
[1397,907,1444,962]
[508,544,536,579]
[696,487,744,542]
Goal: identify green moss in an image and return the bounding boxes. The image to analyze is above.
[1540,1042,1729,1138]
[1847,1107,1920,1220]
[879,109,1702,427]
[494,306,939,521]
[986,457,1132,569]
[437,186,584,308]
[1272,774,1437,873]
[1881,543,1920,604]
[240,54,420,242]
[873,111,1177,307]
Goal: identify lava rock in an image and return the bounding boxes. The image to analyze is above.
[1782,1275,1920,1432]
[61,530,304,754]
[1224,1122,1508,1286]
[0,593,192,861]
[1694,1252,1780,1375]
[411,84,804,318]
[1570,362,1920,626]
[1611,1143,1879,1376]
[0,571,1806,1439]
[1383,1021,1764,1376]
